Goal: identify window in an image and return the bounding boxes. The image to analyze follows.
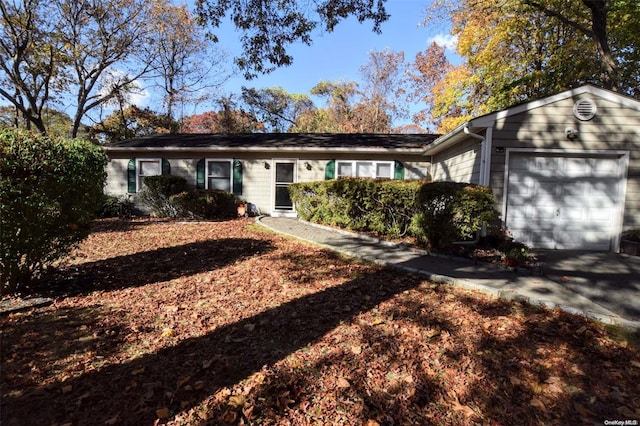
[137,159,161,191]
[335,161,394,179]
[207,160,232,191]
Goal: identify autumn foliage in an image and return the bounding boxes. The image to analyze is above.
[2,219,638,425]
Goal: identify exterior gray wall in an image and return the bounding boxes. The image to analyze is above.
[488,93,640,230]
[105,151,430,216]
[432,138,482,184]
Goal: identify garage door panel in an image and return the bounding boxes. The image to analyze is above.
[506,153,622,250]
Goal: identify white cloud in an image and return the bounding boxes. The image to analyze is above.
[427,34,458,51]
[98,68,150,108]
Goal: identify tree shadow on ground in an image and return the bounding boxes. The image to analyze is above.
[2,269,426,425]
[38,238,273,298]
[197,287,640,425]
[0,304,127,397]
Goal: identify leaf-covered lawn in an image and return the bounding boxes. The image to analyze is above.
[1,219,639,425]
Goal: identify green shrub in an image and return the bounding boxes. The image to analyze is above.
[622,229,640,242]
[170,189,237,219]
[415,181,497,250]
[500,240,530,266]
[289,178,423,238]
[0,129,106,295]
[98,195,134,218]
[139,175,187,217]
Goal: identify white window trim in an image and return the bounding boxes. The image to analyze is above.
[271,159,298,217]
[136,158,161,192]
[335,160,394,179]
[205,158,233,191]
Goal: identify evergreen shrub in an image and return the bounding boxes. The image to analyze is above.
[415,181,496,250]
[289,178,423,238]
[170,189,237,219]
[0,129,106,295]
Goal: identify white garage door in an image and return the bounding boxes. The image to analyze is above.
[505,153,623,250]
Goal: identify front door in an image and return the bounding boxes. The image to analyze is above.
[273,160,297,215]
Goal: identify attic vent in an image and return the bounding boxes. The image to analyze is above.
[573,98,597,121]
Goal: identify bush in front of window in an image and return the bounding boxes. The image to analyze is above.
[139,175,187,217]
[290,179,497,251]
[0,129,106,296]
[289,178,423,238]
[170,189,237,219]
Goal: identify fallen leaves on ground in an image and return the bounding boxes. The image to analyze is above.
[1,218,639,425]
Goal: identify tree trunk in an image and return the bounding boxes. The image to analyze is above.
[582,0,618,90]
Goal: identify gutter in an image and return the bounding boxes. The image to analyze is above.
[422,121,470,156]
[103,146,428,155]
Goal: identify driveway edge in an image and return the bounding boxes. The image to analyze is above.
[257,216,640,331]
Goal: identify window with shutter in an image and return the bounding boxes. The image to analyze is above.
[137,159,162,191]
[334,160,395,179]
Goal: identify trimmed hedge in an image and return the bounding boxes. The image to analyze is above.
[289,179,497,251]
[289,178,424,238]
[170,190,237,219]
[415,181,497,250]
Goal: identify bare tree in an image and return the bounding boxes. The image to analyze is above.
[148,2,230,124]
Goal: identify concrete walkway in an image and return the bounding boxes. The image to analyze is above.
[257,217,640,330]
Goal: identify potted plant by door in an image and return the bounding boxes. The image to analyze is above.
[237,201,247,217]
[620,229,640,256]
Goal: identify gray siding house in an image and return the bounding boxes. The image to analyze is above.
[103,84,639,252]
[103,133,436,218]
[426,84,640,251]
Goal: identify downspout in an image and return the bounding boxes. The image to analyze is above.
[453,126,487,245]
[463,126,487,185]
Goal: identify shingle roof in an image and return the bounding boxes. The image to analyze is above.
[104,133,439,151]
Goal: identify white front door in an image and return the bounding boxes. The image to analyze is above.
[272,160,297,216]
[505,153,624,250]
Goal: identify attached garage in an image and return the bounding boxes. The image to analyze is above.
[504,151,628,250]
[424,85,640,252]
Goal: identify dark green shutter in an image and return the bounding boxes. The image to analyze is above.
[196,158,205,189]
[162,158,171,175]
[232,159,243,195]
[394,161,405,180]
[325,159,335,180]
[127,158,136,193]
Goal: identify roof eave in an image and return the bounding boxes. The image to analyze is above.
[103,146,428,154]
[422,121,483,156]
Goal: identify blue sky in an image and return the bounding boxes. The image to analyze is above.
[216,0,457,97]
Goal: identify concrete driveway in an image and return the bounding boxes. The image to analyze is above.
[538,250,640,321]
